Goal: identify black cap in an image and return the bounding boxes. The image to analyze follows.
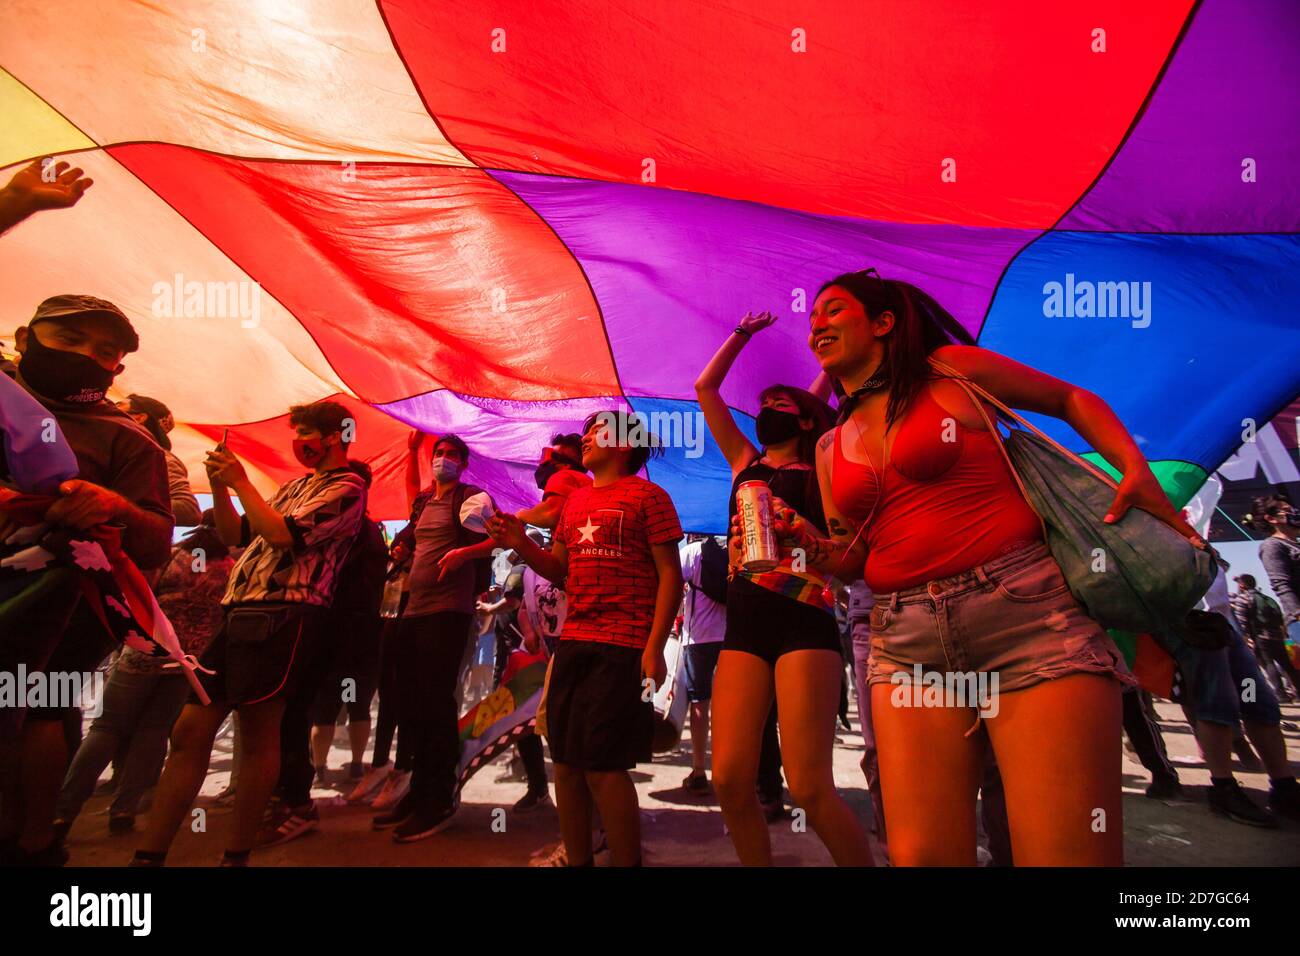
[31,294,139,353]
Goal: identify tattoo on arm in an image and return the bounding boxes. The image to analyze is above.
[827,516,849,538]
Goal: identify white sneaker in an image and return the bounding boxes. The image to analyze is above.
[369,770,411,809]
[347,765,391,803]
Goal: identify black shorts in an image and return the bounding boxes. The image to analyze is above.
[722,576,840,666]
[683,641,723,702]
[546,639,653,771]
[309,611,381,725]
[194,603,331,708]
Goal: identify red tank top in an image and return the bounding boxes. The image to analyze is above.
[832,386,1042,593]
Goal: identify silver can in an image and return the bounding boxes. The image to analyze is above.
[737,480,780,572]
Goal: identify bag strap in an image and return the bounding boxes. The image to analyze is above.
[926,360,1046,538]
[927,357,1120,492]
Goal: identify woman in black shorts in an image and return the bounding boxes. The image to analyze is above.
[696,310,874,866]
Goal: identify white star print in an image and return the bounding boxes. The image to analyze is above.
[577,518,599,544]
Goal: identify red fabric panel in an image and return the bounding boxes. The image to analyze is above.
[189,397,415,522]
[382,0,1191,226]
[1132,633,1176,700]
[112,144,617,404]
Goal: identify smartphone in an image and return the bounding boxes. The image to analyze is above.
[217,427,229,451]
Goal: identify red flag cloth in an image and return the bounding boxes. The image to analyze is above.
[0,491,210,703]
[1130,632,1176,700]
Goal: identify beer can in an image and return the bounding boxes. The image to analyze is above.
[737,480,780,572]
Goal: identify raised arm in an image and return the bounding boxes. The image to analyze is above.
[694,312,774,474]
[0,159,93,236]
[515,495,565,530]
[404,429,423,511]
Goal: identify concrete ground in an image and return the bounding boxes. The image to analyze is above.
[62,697,1300,867]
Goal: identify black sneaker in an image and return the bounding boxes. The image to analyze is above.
[372,794,416,830]
[50,818,72,844]
[513,789,552,814]
[393,805,457,843]
[1268,781,1300,822]
[682,770,710,794]
[1145,776,1183,801]
[1208,780,1277,828]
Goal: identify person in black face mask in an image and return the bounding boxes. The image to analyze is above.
[516,432,591,531]
[1,294,173,867]
[695,311,873,867]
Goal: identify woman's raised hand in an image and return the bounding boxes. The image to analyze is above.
[738,310,778,335]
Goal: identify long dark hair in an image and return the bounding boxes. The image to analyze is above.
[757,384,834,466]
[818,268,975,426]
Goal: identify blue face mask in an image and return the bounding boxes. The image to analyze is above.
[431,457,461,482]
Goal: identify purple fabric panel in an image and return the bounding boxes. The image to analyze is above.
[1061,0,1299,232]
[492,169,1035,414]
[378,390,628,514]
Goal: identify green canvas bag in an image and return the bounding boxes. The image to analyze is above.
[929,358,1216,633]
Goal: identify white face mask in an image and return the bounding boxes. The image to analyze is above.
[431,457,461,482]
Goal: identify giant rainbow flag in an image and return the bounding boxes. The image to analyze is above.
[2,0,1296,530]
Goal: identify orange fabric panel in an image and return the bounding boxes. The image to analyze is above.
[0,0,466,164]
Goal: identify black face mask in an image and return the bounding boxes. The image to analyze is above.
[535,453,583,489]
[755,407,803,447]
[19,330,117,404]
[1285,513,1300,528]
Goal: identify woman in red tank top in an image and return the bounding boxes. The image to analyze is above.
[781,269,1196,866]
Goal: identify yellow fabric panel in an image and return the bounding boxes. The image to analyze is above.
[0,67,96,168]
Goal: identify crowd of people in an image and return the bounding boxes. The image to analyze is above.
[1,157,1298,868]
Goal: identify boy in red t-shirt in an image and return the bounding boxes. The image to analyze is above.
[488,410,683,867]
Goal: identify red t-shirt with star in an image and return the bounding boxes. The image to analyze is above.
[555,475,683,649]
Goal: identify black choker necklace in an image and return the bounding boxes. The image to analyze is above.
[847,371,888,397]
[836,370,889,424]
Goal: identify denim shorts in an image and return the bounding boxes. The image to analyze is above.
[867,543,1133,695]
[1176,618,1280,728]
